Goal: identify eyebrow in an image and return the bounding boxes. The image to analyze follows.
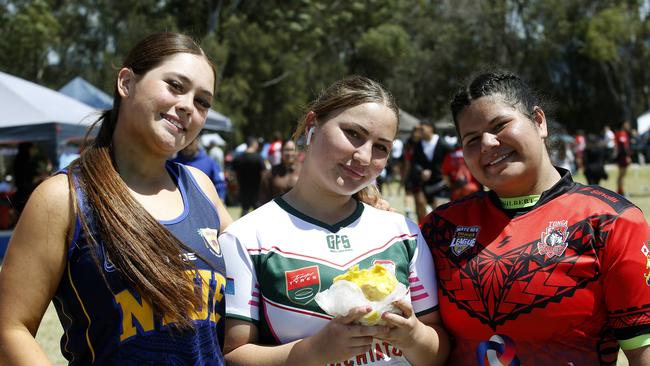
[461,114,510,142]
[354,123,393,145]
[168,72,214,100]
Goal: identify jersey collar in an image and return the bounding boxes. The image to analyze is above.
[489,167,574,218]
[274,196,364,233]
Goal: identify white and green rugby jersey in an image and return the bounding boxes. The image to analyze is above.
[220,197,439,365]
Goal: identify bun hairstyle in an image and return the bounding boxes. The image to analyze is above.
[450,71,550,134]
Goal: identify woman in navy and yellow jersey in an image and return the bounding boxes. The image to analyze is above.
[421,71,650,365]
[0,32,232,365]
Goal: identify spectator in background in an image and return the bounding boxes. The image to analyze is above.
[402,124,423,220]
[232,136,266,216]
[58,142,81,170]
[615,120,632,195]
[265,131,283,167]
[258,139,301,204]
[408,120,451,223]
[207,139,225,169]
[583,133,609,186]
[11,142,51,215]
[172,136,227,201]
[602,125,616,162]
[574,129,586,171]
[550,139,575,173]
[441,144,480,201]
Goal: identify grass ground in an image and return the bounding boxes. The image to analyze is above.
[22,165,650,364]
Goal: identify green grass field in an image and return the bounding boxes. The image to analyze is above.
[17,164,650,364]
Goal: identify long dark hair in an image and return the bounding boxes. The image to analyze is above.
[68,32,215,329]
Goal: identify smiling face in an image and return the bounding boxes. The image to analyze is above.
[457,95,550,197]
[305,102,397,196]
[117,52,215,157]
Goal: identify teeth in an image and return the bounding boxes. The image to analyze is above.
[163,115,184,130]
[489,152,510,166]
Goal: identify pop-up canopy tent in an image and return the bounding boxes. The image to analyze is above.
[0,71,98,165]
[60,76,233,132]
[59,76,113,110]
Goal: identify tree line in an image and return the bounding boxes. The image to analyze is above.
[2,0,649,142]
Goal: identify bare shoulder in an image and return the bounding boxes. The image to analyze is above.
[27,174,72,220]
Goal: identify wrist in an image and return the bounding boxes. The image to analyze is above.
[291,337,325,366]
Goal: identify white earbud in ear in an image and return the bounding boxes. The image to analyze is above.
[306,127,315,145]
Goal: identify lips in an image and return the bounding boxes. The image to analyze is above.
[161,113,186,132]
[340,164,365,179]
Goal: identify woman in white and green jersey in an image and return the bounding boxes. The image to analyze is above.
[219,75,449,366]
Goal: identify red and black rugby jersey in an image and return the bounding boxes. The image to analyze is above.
[421,169,650,366]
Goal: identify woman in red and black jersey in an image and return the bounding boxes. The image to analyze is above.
[421,71,650,366]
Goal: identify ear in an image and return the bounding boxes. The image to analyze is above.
[533,106,547,138]
[117,68,134,98]
[305,111,317,129]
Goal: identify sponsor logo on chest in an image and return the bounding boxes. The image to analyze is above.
[285,265,321,305]
[450,226,480,256]
[537,220,569,259]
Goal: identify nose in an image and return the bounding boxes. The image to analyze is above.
[480,132,499,154]
[176,93,195,117]
[353,142,372,166]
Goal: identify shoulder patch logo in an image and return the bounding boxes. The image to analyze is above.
[285,265,321,305]
[641,241,650,286]
[450,226,480,256]
[537,220,569,259]
[198,228,222,257]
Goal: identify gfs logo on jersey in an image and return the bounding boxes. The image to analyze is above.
[537,220,569,260]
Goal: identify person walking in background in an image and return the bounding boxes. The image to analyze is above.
[421,71,650,365]
[615,120,633,195]
[0,32,233,365]
[603,124,616,162]
[173,135,228,201]
[583,133,609,186]
[408,120,451,223]
[258,139,301,204]
[232,136,266,216]
[220,76,449,366]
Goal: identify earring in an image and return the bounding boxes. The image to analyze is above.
[306,127,315,145]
